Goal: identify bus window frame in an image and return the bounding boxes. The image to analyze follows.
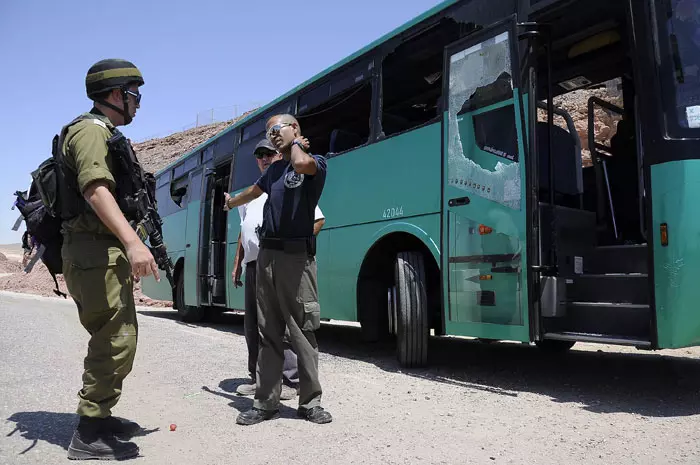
[651,0,700,139]
[296,56,378,159]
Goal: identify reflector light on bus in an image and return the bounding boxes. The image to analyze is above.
[479,275,493,281]
[479,225,493,235]
[660,223,669,247]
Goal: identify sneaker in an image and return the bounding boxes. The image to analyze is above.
[102,416,142,438]
[297,406,333,424]
[67,417,139,461]
[236,383,256,396]
[280,384,298,401]
[236,408,279,426]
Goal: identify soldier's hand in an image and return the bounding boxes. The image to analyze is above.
[223,192,232,212]
[127,241,161,282]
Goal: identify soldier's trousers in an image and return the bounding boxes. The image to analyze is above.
[62,236,137,418]
[253,247,322,411]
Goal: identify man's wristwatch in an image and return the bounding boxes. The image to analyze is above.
[292,139,306,152]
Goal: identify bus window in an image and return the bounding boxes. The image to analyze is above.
[173,162,187,179]
[214,130,236,160]
[170,177,189,207]
[183,154,198,173]
[155,170,171,188]
[202,145,214,163]
[232,118,266,191]
[655,0,700,135]
[380,18,463,137]
[298,68,373,156]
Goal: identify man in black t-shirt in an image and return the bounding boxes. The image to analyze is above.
[224,114,332,426]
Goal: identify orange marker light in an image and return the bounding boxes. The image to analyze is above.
[479,275,493,281]
[660,223,669,247]
[479,225,493,235]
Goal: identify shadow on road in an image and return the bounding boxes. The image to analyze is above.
[200,378,299,418]
[5,411,158,455]
[139,308,700,418]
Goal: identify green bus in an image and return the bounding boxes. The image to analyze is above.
[143,0,700,367]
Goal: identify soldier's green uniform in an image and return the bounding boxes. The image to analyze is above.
[62,58,146,462]
[61,111,138,419]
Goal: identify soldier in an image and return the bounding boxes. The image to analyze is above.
[59,59,159,460]
[229,138,325,400]
[224,114,332,426]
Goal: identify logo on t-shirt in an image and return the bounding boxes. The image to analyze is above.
[284,171,305,189]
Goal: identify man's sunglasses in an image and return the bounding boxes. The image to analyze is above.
[255,150,278,159]
[125,90,142,104]
[266,122,293,140]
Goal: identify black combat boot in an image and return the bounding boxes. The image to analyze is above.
[67,416,139,461]
[236,407,280,426]
[102,416,142,438]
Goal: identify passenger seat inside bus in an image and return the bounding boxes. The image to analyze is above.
[329,128,364,154]
[536,122,584,208]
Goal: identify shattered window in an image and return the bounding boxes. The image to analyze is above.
[447,32,521,210]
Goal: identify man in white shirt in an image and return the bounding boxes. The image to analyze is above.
[231,138,325,399]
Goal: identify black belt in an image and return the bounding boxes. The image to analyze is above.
[260,237,316,255]
[63,232,119,243]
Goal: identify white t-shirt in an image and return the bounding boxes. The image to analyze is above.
[238,193,325,265]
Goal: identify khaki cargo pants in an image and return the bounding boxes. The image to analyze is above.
[253,247,322,411]
[62,236,137,418]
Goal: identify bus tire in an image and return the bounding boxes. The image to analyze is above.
[535,339,575,353]
[175,272,205,323]
[395,251,429,368]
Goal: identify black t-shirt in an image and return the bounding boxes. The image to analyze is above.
[254,154,327,239]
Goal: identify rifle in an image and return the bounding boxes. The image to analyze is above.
[107,130,176,289]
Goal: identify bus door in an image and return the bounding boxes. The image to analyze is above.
[184,166,205,307]
[441,16,531,342]
[201,164,230,307]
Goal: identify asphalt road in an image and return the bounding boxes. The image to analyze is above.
[1,291,700,465]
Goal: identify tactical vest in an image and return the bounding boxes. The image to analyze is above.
[55,114,148,224]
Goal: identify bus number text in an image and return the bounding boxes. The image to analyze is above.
[383,206,404,219]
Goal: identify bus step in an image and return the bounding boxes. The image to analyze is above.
[542,332,651,348]
[585,243,648,274]
[565,302,651,339]
[566,274,649,305]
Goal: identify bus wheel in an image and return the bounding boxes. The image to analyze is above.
[395,251,429,368]
[175,272,205,323]
[535,339,576,353]
[359,279,390,342]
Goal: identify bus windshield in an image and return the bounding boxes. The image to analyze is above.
[657,0,700,135]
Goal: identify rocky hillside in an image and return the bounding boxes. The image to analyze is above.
[132,110,256,175]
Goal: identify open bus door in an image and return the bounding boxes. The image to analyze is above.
[201,165,230,308]
[441,15,531,342]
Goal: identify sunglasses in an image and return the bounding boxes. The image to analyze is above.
[125,89,142,104]
[266,122,293,140]
[255,150,278,159]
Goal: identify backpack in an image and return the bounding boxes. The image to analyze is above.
[11,116,93,298]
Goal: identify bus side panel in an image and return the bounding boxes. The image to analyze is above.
[226,205,245,311]
[320,123,442,230]
[183,200,201,307]
[651,160,700,348]
[319,214,441,322]
[140,255,184,302]
[141,211,187,301]
[316,122,442,322]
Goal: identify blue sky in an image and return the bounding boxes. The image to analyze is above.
[0,0,442,244]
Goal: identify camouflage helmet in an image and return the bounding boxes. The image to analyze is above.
[85,59,144,99]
